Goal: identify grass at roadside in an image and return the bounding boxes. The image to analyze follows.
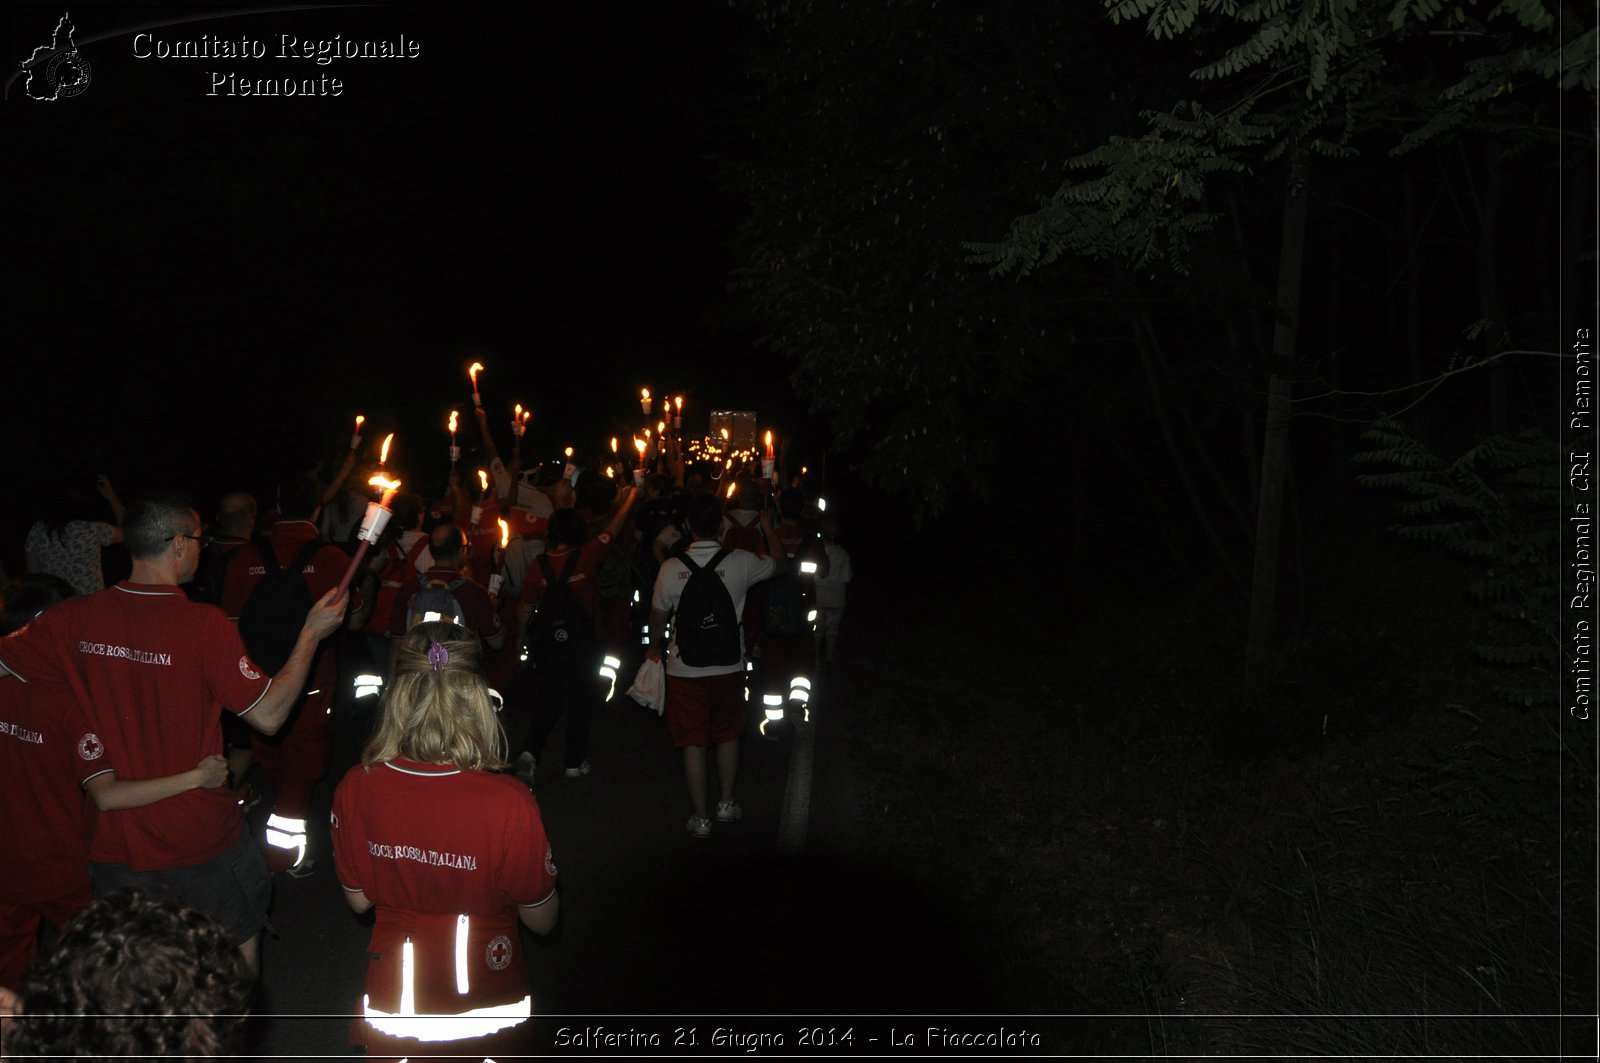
[836,552,1573,1057]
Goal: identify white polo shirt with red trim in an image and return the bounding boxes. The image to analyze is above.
[0,582,272,871]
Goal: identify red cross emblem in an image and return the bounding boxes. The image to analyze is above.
[485,934,513,971]
[77,733,104,761]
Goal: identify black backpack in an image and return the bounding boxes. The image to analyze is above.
[237,537,324,674]
[403,575,471,633]
[674,548,740,667]
[762,571,807,638]
[531,552,594,661]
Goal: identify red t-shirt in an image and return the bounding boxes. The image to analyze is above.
[0,677,101,902]
[517,534,613,620]
[0,583,271,870]
[332,759,557,1016]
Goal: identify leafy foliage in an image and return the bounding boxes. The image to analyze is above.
[970,0,1587,277]
[1355,418,1559,707]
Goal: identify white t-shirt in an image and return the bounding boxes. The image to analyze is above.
[652,540,775,678]
[814,542,853,610]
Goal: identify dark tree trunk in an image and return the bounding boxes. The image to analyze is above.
[1243,155,1311,697]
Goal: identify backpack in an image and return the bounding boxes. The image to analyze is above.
[531,552,594,661]
[237,537,324,674]
[594,537,631,605]
[762,572,808,638]
[674,548,741,667]
[404,575,471,633]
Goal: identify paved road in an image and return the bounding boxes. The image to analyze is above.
[247,647,992,1058]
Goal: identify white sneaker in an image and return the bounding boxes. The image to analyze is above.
[515,752,535,781]
[715,800,741,823]
[564,761,591,778]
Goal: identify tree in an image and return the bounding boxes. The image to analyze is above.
[964,0,1592,693]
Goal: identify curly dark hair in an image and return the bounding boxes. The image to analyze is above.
[7,891,251,1061]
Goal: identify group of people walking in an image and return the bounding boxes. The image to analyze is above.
[0,406,851,1059]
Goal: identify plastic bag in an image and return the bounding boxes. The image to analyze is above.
[626,657,665,715]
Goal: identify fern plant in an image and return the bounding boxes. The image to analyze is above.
[1355,418,1558,707]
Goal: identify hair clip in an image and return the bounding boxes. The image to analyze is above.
[427,641,449,674]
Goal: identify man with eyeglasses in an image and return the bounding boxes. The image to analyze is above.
[0,489,348,978]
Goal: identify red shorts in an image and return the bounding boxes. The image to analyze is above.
[664,671,746,748]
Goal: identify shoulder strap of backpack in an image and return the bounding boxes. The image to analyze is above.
[403,535,429,566]
[537,554,556,582]
[558,550,581,583]
[253,535,281,579]
[709,548,732,571]
[289,540,322,578]
[680,550,703,574]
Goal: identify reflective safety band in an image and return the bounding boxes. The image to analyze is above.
[421,611,445,623]
[790,677,812,691]
[790,687,811,705]
[598,655,621,703]
[363,934,531,1042]
[745,661,754,672]
[807,609,818,623]
[305,688,322,697]
[353,673,385,699]
[455,915,470,995]
[742,687,750,702]
[632,589,641,604]
[265,814,308,868]
[799,560,818,574]
[762,694,784,707]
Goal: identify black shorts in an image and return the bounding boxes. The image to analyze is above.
[90,828,272,946]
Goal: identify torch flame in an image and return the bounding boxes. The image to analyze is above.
[355,414,365,430]
[658,421,666,434]
[368,474,402,491]
[448,410,459,433]
[498,518,510,549]
[604,466,615,479]
[633,437,646,456]
[610,437,618,453]
[564,446,573,459]
[380,433,394,464]
[514,403,522,420]
[675,395,683,411]
[720,428,730,441]
[521,410,531,424]
[765,430,773,447]
[641,387,650,402]
[469,362,484,385]
[477,469,489,492]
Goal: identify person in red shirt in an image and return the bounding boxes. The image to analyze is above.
[389,524,507,652]
[514,485,639,781]
[333,622,558,1062]
[756,488,830,736]
[0,491,348,976]
[0,575,230,990]
[219,474,362,876]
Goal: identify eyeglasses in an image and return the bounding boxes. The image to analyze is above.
[166,533,215,549]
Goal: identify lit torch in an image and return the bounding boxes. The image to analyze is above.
[336,473,403,597]
[469,361,484,407]
[640,387,652,415]
[351,414,365,451]
[379,433,394,466]
[763,430,776,479]
[488,517,511,598]
[513,403,526,438]
[447,410,460,467]
[674,395,683,429]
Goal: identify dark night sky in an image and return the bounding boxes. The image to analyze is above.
[6,2,768,542]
